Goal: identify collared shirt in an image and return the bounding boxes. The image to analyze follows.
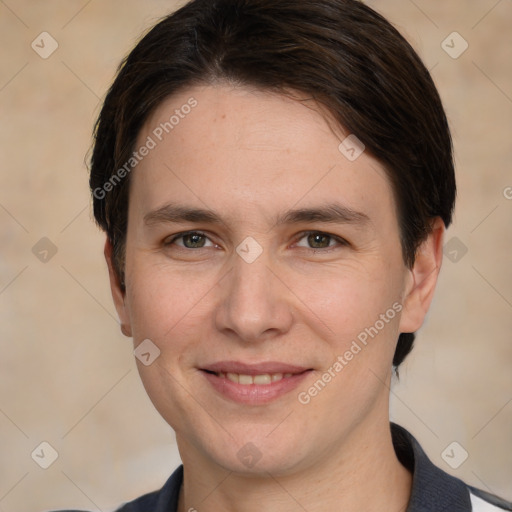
[57,423,512,512]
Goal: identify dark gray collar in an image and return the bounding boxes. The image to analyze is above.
[391,422,471,511]
[119,423,474,511]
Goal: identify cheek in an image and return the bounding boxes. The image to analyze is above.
[124,258,214,345]
[300,261,404,346]
[124,262,213,427]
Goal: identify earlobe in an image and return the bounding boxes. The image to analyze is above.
[104,238,132,338]
[399,218,445,333]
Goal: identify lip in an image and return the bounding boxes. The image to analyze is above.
[201,360,310,375]
[200,360,312,405]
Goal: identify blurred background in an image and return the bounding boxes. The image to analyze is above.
[0,1,511,510]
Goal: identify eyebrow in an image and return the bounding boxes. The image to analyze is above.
[278,203,369,226]
[143,202,370,229]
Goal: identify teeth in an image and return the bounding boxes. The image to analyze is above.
[253,374,271,385]
[239,374,254,385]
[221,372,292,385]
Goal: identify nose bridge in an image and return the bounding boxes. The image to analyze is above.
[215,246,291,341]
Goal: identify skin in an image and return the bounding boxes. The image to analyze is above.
[105,83,445,512]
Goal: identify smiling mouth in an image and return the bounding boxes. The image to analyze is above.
[200,365,312,404]
[204,370,296,385]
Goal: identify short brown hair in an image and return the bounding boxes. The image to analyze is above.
[89,0,456,368]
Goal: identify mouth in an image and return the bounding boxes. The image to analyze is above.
[205,371,296,385]
[199,361,313,404]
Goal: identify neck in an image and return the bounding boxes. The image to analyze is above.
[176,418,412,512]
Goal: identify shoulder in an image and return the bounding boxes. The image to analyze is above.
[390,423,512,512]
[113,465,183,512]
[47,465,183,512]
[469,487,512,511]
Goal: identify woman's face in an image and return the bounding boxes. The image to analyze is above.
[108,83,434,476]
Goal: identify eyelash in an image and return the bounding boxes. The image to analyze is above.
[164,230,348,253]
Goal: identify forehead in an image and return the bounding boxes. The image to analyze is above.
[130,84,396,228]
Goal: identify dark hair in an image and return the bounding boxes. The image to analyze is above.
[90,0,456,369]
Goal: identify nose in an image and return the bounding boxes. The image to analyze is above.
[214,248,294,343]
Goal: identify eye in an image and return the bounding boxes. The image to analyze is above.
[164,231,216,249]
[294,231,347,251]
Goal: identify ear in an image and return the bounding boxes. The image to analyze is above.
[399,218,445,333]
[104,237,132,337]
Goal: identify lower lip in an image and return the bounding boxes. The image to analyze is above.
[201,370,312,405]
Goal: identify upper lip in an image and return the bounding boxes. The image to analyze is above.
[201,361,311,375]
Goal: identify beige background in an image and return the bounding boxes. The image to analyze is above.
[0,1,511,511]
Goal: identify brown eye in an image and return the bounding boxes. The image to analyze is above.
[307,233,332,249]
[295,231,347,251]
[181,233,207,248]
[165,231,213,249]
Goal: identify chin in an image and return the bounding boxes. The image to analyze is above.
[202,431,312,477]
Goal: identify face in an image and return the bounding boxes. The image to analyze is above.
[107,83,442,476]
